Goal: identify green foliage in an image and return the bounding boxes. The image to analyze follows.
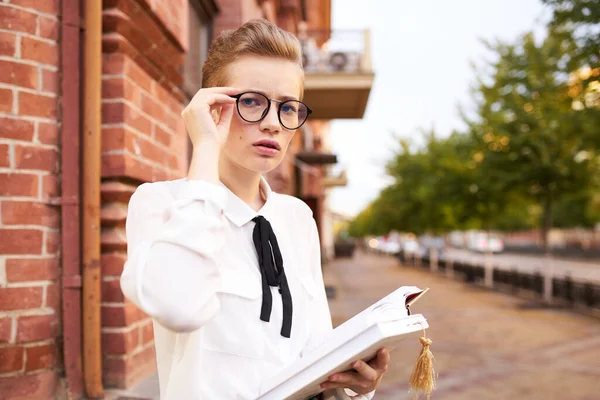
[349,24,600,240]
[542,0,600,68]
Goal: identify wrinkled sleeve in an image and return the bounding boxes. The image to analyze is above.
[303,218,375,400]
[120,180,228,333]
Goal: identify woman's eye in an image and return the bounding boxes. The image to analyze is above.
[241,98,258,106]
[282,104,297,114]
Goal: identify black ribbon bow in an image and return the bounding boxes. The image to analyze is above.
[251,215,293,338]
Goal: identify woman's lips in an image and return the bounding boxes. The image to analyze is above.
[253,144,279,157]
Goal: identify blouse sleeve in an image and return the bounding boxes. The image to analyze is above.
[120,180,229,333]
[303,218,375,400]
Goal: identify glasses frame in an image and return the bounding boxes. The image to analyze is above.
[231,91,313,130]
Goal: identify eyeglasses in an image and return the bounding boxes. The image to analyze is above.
[231,92,312,130]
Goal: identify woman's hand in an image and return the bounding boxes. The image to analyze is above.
[181,87,239,148]
[320,348,390,395]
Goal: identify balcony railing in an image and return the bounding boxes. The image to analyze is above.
[299,29,372,74]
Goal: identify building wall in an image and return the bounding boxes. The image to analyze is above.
[0,0,193,396]
[100,0,190,389]
[0,0,334,396]
[0,1,62,398]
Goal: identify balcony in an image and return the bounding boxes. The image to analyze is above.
[300,29,374,119]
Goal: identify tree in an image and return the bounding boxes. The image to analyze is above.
[542,0,600,69]
[468,28,600,252]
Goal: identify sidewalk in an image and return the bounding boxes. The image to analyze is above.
[323,251,600,400]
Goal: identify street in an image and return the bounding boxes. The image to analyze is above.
[324,251,600,400]
[441,248,600,284]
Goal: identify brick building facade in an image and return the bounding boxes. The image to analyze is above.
[0,0,372,398]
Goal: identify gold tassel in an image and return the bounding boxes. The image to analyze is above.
[408,333,436,400]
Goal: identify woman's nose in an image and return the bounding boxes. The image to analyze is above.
[259,102,281,133]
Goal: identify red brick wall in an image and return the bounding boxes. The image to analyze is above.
[0,1,62,399]
[214,0,264,34]
[100,0,189,388]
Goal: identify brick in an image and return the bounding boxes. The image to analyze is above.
[1,201,60,227]
[0,31,16,56]
[0,117,35,141]
[102,279,124,302]
[125,59,152,93]
[0,346,24,373]
[154,124,171,147]
[41,69,58,94]
[127,106,152,135]
[140,93,165,123]
[127,155,154,182]
[153,166,170,182]
[101,153,126,177]
[38,122,58,145]
[102,102,151,134]
[0,173,38,197]
[103,77,136,100]
[16,314,59,343]
[14,145,58,172]
[0,318,12,343]
[18,92,57,118]
[0,60,38,90]
[44,282,59,311]
[102,52,125,75]
[134,135,166,165]
[102,329,138,355]
[102,101,125,124]
[21,36,58,66]
[141,320,154,344]
[41,174,58,200]
[102,301,145,328]
[25,343,57,371]
[0,88,13,112]
[103,346,157,388]
[0,143,9,167]
[10,0,59,15]
[0,287,43,310]
[101,253,126,276]
[0,370,58,399]
[0,6,37,34]
[39,16,58,41]
[6,258,59,282]
[0,228,43,255]
[45,230,59,255]
[102,126,126,152]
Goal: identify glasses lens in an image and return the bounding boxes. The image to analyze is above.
[237,92,269,122]
[279,100,308,130]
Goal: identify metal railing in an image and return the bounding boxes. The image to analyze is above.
[396,252,600,310]
[298,29,372,74]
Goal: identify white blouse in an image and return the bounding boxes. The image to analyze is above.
[120,177,375,400]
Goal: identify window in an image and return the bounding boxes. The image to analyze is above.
[183,0,218,98]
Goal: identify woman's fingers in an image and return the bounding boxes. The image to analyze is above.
[367,348,390,375]
[320,371,370,390]
[216,103,235,131]
[352,359,379,381]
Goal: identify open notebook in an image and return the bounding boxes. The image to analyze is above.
[257,286,430,400]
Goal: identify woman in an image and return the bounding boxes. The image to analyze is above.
[120,19,389,399]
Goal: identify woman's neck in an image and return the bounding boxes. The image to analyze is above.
[219,158,265,212]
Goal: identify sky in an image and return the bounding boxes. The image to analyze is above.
[327,0,550,217]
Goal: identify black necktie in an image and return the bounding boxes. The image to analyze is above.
[251,215,293,338]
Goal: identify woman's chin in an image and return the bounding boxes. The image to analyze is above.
[244,157,282,174]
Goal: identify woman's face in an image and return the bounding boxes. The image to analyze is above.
[222,56,303,174]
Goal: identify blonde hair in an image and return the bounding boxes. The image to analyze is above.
[202,19,304,92]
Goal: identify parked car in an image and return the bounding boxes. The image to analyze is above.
[467,232,504,253]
